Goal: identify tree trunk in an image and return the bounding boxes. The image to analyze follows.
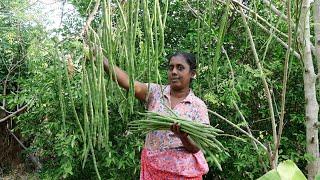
[299,0,320,179]
[315,0,320,72]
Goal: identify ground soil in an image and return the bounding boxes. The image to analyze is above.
[0,122,31,179]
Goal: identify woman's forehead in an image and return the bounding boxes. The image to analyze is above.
[169,55,188,65]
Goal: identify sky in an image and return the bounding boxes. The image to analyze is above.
[28,0,77,31]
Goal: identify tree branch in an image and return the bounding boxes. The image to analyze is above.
[6,127,42,170]
[58,0,67,28]
[233,6,301,60]
[208,109,268,151]
[273,0,293,165]
[80,0,101,37]
[261,0,289,22]
[233,101,269,173]
[0,103,29,123]
[217,0,301,59]
[2,49,27,107]
[222,47,268,171]
[238,4,278,168]
[0,106,15,114]
[229,0,288,39]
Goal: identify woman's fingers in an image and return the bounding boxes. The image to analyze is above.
[171,123,188,138]
[171,122,178,133]
[176,123,181,134]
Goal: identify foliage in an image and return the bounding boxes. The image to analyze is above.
[0,0,313,179]
[258,160,307,180]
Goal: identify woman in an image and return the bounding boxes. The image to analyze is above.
[103,52,209,179]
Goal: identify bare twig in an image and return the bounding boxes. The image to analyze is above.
[0,103,29,123]
[222,48,268,168]
[222,46,235,89]
[273,0,292,163]
[208,109,268,151]
[2,56,26,107]
[59,0,67,28]
[217,0,301,60]
[261,0,289,22]
[233,101,268,173]
[233,6,301,60]
[238,4,277,168]
[80,0,101,37]
[228,0,288,39]
[0,106,15,114]
[6,127,42,170]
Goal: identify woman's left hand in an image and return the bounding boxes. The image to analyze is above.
[171,122,188,139]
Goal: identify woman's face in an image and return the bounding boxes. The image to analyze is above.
[168,55,195,90]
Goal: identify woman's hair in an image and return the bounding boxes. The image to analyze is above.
[168,52,197,71]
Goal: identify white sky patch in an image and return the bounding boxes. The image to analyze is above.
[28,0,78,31]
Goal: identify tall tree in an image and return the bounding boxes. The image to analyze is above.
[299,0,320,179]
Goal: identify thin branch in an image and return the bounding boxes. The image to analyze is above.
[0,106,15,114]
[217,0,301,59]
[6,127,42,170]
[222,46,235,89]
[208,109,268,151]
[228,0,289,40]
[261,0,289,22]
[238,5,277,168]
[80,0,101,37]
[233,6,301,60]
[59,0,67,28]
[0,103,29,123]
[2,56,27,107]
[273,0,293,165]
[7,128,27,150]
[222,47,268,168]
[233,101,268,173]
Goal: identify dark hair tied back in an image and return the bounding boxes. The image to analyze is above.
[168,52,197,71]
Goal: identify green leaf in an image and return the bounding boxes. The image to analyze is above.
[257,169,280,180]
[258,160,307,180]
[277,160,307,180]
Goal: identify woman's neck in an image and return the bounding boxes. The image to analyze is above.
[170,87,190,99]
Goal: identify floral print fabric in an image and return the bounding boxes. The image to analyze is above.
[140,83,210,180]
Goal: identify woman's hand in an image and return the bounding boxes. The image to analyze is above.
[171,122,188,139]
[171,122,200,153]
[101,56,148,101]
[103,58,109,69]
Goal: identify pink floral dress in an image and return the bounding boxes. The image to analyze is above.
[140,83,210,180]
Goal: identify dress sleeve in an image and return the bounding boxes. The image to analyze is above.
[198,103,210,125]
[144,83,158,107]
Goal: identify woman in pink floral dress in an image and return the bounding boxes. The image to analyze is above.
[103,52,209,179]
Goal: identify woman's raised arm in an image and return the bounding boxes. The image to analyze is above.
[103,58,148,101]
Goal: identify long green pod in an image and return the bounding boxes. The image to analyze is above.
[62,54,85,144]
[87,31,99,147]
[57,72,66,133]
[84,59,95,149]
[207,151,222,171]
[101,74,109,147]
[81,61,90,168]
[89,133,101,180]
[153,0,160,83]
[155,0,164,56]
[95,32,106,149]
[146,115,216,134]
[212,0,230,88]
